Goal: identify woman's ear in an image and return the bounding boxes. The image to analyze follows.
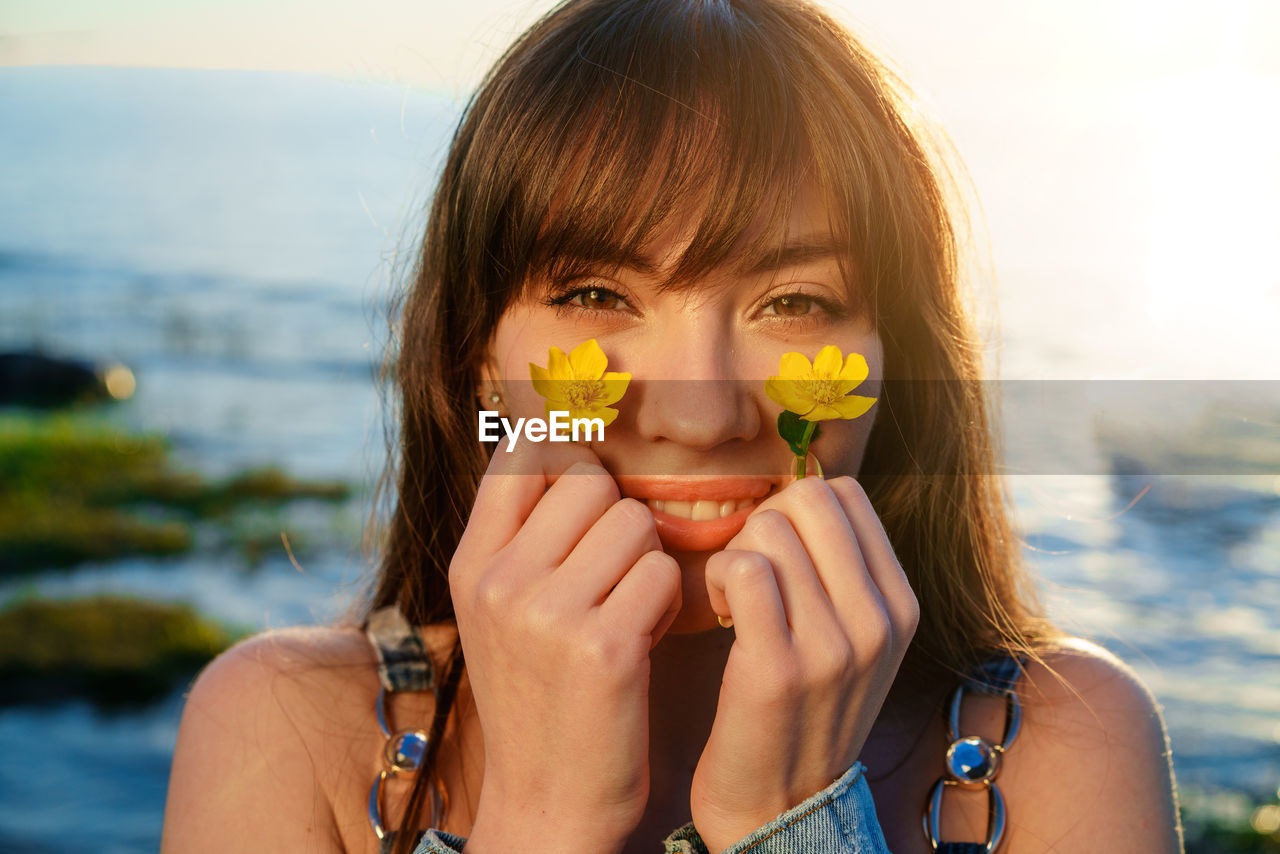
[475,355,507,412]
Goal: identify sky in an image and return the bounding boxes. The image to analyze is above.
[3,0,1279,379]
[3,0,1278,97]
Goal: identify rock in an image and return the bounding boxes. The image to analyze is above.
[0,595,239,706]
[0,351,134,408]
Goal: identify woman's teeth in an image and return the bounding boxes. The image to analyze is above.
[646,498,756,520]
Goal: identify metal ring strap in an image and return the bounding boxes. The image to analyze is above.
[369,770,391,840]
[366,610,443,843]
[924,657,1023,853]
[924,778,1006,854]
[945,684,1022,751]
[368,769,446,842]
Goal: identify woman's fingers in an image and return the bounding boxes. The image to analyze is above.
[690,475,918,850]
[453,435,681,649]
[510,461,623,568]
[824,476,920,641]
[704,549,789,653]
[754,477,890,637]
[451,435,603,586]
[553,497,663,612]
[708,475,917,668]
[718,508,845,640]
[599,550,683,650]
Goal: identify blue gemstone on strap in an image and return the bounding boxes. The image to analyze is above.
[945,735,999,784]
[386,729,429,772]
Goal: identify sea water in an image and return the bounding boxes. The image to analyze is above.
[0,66,1277,851]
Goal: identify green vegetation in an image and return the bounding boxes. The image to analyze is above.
[0,412,351,574]
[1187,821,1280,853]
[0,594,243,706]
[1182,787,1280,854]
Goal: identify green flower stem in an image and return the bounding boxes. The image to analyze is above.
[795,420,818,478]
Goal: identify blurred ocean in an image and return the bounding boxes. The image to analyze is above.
[0,66,1277,851]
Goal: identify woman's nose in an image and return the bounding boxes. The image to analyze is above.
[629,325,761,450]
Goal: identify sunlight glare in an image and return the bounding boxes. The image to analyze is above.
[1140,1,1280,377]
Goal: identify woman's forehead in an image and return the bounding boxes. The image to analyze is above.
[642,176,838,270]
[529,172,850,290]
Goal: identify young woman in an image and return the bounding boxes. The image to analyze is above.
[161,0,1184,852]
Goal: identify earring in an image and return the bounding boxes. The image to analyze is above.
[477,387,502,406]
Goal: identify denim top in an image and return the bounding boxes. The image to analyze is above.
[408,760,889,854]
[367,607,1025,854]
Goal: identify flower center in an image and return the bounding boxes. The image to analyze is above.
[800,378,844,405]
[565,379,603,408]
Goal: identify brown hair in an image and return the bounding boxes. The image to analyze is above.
[363,0,1060,847]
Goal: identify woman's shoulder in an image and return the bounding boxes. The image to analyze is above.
[989,636,1182,851]
[222,620,366,677]
[177,625,379,733]
[175,620,459,760]
[186,618,458,712]
[162,621,455,853]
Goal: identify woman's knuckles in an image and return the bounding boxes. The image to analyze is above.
[558,461,620,499]
[783,472,836,505]
[633,550,681,596]
[852,613,894,661]
[826,474,864,502]
[722,550,774,588]
[739,507,789,539]
[601,497,658,539]
[573,631,648,676]
[520,587,580,632]
[469,564,525,615]
[890,592,921,646]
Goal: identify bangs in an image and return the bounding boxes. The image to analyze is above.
[481,0,860,303]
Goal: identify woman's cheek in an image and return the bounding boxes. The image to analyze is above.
[829,407,879,478]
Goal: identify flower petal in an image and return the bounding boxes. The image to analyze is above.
[597,372,632,406]
[568,338,608,379]
[829,393,877,420]
[765,378,818,416]
[839,351,869,384]
[588,407,619,427]
[827,378,859,397]
[529,362,561,400]
[778,351,814,380]
[812,345,844,378]
[801,401,843,422]
[547,346,572,380]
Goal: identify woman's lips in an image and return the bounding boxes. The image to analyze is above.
[617,477,775,552]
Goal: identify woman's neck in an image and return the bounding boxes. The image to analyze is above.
[646,627,735,772]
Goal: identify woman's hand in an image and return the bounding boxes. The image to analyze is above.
[448,437,683,854]
[691,475,919,853]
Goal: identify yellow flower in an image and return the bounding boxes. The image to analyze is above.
[764,345,877,422]
[528,338,631,426]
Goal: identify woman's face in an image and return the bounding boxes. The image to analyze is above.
[481,179,884,632]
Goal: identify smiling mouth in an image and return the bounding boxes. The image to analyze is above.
[643,497,759,520]
[614,476,777,551]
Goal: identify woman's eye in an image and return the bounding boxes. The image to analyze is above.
[766,294,817,317]
[576,287,624,311]
[544,285,629,314]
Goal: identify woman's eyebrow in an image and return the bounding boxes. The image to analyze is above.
[544,236,840,278]
[736,238,842,276]
[544,247,656,276]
